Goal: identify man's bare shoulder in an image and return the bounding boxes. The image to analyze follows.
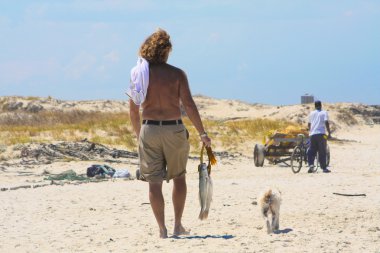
[163,63,185,74]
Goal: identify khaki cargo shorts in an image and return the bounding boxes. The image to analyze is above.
[139,124,190,182]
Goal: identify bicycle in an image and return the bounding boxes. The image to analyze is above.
[290,134,330,173]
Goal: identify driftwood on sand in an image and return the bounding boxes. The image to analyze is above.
[333,192,366,197]
[18,139,138,165]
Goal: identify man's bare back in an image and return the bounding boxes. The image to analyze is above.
[129,61,206,140]
[141,63,183,120]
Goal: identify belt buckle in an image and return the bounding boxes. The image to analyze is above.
[159,121,162,126]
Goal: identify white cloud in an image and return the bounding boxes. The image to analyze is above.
[0,59,59,84]
[97,65,106,74]
[208,32,220,43]
[92,22,109,30]
[344,10,353,17]
[64,52,97,79]
[104,50,120,63]
[237,62,249,72]
[93,51,121,78]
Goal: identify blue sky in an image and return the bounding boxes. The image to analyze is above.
[0,1,379,105]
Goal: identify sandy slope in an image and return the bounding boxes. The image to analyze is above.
[1,125,379,253]
[1,96,379,127]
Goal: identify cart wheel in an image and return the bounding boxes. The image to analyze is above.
[291,146,303,173]
[254,144,265,167]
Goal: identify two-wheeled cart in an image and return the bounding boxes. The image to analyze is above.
[254,130,330,173]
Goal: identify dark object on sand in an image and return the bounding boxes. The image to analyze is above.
[45,170,87,181]
[86,164,115,177]
[333,192,366,197]
[18,139,138,165]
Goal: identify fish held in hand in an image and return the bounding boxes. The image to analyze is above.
[198,162,213,220]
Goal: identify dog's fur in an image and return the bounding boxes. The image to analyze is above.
[258,188,282,234]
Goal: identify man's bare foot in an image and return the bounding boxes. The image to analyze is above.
[173,224,190,236]
[159,227,168,238]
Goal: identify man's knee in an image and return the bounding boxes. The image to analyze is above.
[173,175,186,189]
[149,182,163,192]
[173,174,186,181]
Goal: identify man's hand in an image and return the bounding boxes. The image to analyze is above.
[201,135,211,147]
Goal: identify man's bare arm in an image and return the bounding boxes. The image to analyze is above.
[129,100,141,139]
[179,71,211,146]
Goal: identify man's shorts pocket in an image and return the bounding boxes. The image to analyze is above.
[173,128,189,140]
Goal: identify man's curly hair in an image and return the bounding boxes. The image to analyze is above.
[139,29,172,64]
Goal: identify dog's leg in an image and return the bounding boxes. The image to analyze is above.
[266,218,271,234]
[275,212,280,230]
[271,212,277,232]
[262,206,272,234]
[273,212,279,231]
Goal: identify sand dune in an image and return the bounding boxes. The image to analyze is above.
[1,95,379,127]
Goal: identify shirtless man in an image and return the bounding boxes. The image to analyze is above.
[129,29,211,238]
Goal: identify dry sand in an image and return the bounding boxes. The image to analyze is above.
[1,124,379,253]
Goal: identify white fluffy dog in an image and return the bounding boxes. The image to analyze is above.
[258,188,282,234]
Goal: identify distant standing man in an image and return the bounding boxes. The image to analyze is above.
[307,100,331,173]
[128,29,211,238]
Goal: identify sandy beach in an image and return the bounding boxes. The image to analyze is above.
[1,123,379,253]
[1,1,379,252]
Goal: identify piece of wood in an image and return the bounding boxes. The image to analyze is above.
[333,192,366,197]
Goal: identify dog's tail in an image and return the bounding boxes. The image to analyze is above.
[264,189,272,203]
[260,189,272,216]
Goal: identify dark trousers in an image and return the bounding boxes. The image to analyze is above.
[307,134,327,169]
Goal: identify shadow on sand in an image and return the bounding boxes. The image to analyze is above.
[171,234,234,240]
[273,228,293,234]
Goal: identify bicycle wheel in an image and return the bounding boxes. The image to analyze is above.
[291,146,303,173]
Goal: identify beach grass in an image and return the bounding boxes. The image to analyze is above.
[0,110,296,153]
[0,111,136,149]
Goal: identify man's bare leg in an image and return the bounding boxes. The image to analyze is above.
[149,181,167,238]
[172,174,190,235]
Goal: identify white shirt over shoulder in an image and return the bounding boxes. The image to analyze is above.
[309,110,329,136]
[126,57,149,105]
